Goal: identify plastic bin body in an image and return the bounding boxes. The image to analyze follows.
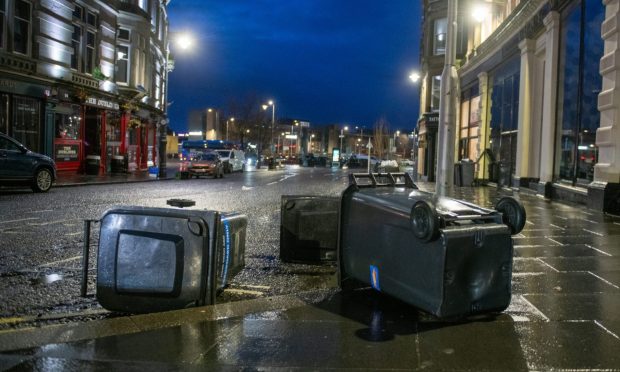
[85,155,100,175]
[460,160,475,186]
[339,184,513,318]
[216,213,247,291]
[111,155,125,173]
[96,207,220,313]
[280,195,340,262]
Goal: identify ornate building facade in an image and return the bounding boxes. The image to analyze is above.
[419,0,620,214]
[0,0,171,174]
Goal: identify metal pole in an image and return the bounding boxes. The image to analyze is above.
[81,220,91,297]
[436,0,459,197]
[271,104,275,154]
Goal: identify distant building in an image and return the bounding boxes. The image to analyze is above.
[0,0,171,174]
[419,0,620,214]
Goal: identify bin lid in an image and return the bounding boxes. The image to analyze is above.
[86,155,101,160]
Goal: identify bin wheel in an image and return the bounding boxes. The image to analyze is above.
[495,197,526,235]
[410,201,439,242]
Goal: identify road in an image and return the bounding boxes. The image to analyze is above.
[0,165,350,327]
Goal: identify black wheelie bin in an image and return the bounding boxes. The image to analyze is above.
[92,206,247,313]
[339,172,525,319]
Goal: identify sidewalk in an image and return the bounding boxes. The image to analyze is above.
[1,181,619,370]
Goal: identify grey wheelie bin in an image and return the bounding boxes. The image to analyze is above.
[91,206,247,313]
[280,195,340,262]
[339,172,525,319]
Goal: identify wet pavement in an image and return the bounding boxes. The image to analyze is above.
[1,172,619,370]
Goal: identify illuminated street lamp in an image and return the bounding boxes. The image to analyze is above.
[409,71,421,83]
[262,100,276,154]
[226,117,234,141]
[339,126,349,156]
[174,32,194,51]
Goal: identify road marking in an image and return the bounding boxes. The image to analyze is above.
[223,288,264,296]
[38,255,82,267]
[25,210,53,214]
[581,218,599,224]
[65,232,83,236]
[549,224,565,230]
[520,295,550,322]
[0,317,24,325]
[594,320,620,340]
[0,218,38,224]
[586,244,613,257]
[241,284,270,290]
[28,219,79,227]
[588,272,620,289]
[546,237,564,246]
[582,228,604,236]
[536,258,560,273]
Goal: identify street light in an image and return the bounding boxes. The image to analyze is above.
[226,117,234,141]
[339,126,348,156]
[262,100,276,154]
[409,71,421,83]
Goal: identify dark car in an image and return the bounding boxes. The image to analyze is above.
[188,151,224,178]
[0,133,57,192]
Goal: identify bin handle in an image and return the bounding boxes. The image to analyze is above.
[349,172,417,189]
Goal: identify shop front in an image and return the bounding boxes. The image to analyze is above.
[416,112,439,182]
[0,78,49,154]
[82,95,121,175]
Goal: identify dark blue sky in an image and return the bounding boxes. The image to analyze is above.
[166,1,422,134]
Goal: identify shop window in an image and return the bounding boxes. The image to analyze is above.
[431,75,441,112]
[12,96,40,152]
[0,94,8,133]
[556,0,604,185]
[0,0,5,49]
[459,94,481,160]
[117,45,129,84]
[55,107,81,140]
[433,17,447,55]
[106,112,121,142]
[13,0,31,55]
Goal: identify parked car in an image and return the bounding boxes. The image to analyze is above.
[187,152,224,179]
[215,149,245,173]
[0,133,57,192]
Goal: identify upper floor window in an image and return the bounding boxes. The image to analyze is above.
[71,5,98,74]
[117,45,129,84]
[433,17,447,55]
[118,28,130,41]
[0,0,6,49]
[431,75,441,111]
[14,0,31,55]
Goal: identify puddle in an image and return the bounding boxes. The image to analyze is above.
[30,273,64,285]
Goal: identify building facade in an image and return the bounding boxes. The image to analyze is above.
[419,0,620,214]
[0,0,171,175]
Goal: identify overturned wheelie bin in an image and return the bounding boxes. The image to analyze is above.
[84,206,247,313]
[339,173,525,319]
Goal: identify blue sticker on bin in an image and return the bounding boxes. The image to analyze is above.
[370,265,380,291]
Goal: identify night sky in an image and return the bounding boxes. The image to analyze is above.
[166,1,422,134]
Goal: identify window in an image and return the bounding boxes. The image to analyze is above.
[431,75,441,112]
[117,45,129,83]
[71,25,81,70]
[12,96,40,152]
[87,11,96,27]
[555,0,604,185]
[459,94,481,160]
[118,28,130,41]
[13,0,31,55]
[433,17,447,55]
[0,0,6,49]
[138,0,147,11]
[86,30,95,73]
[73,4,83,20]
[72,5,97,74]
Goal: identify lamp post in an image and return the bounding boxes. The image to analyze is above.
[262,100,275,154]
[226,117,234,141]
[436,0,459,196]
[339,126,348,158]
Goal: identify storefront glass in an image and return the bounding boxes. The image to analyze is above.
[54,104,81,170]
[105,111,121,171]
[12,96,40,151]
[556,0,604,185]
[0,94,8,134]
[489,56,520,180]
[459,87,480,161]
